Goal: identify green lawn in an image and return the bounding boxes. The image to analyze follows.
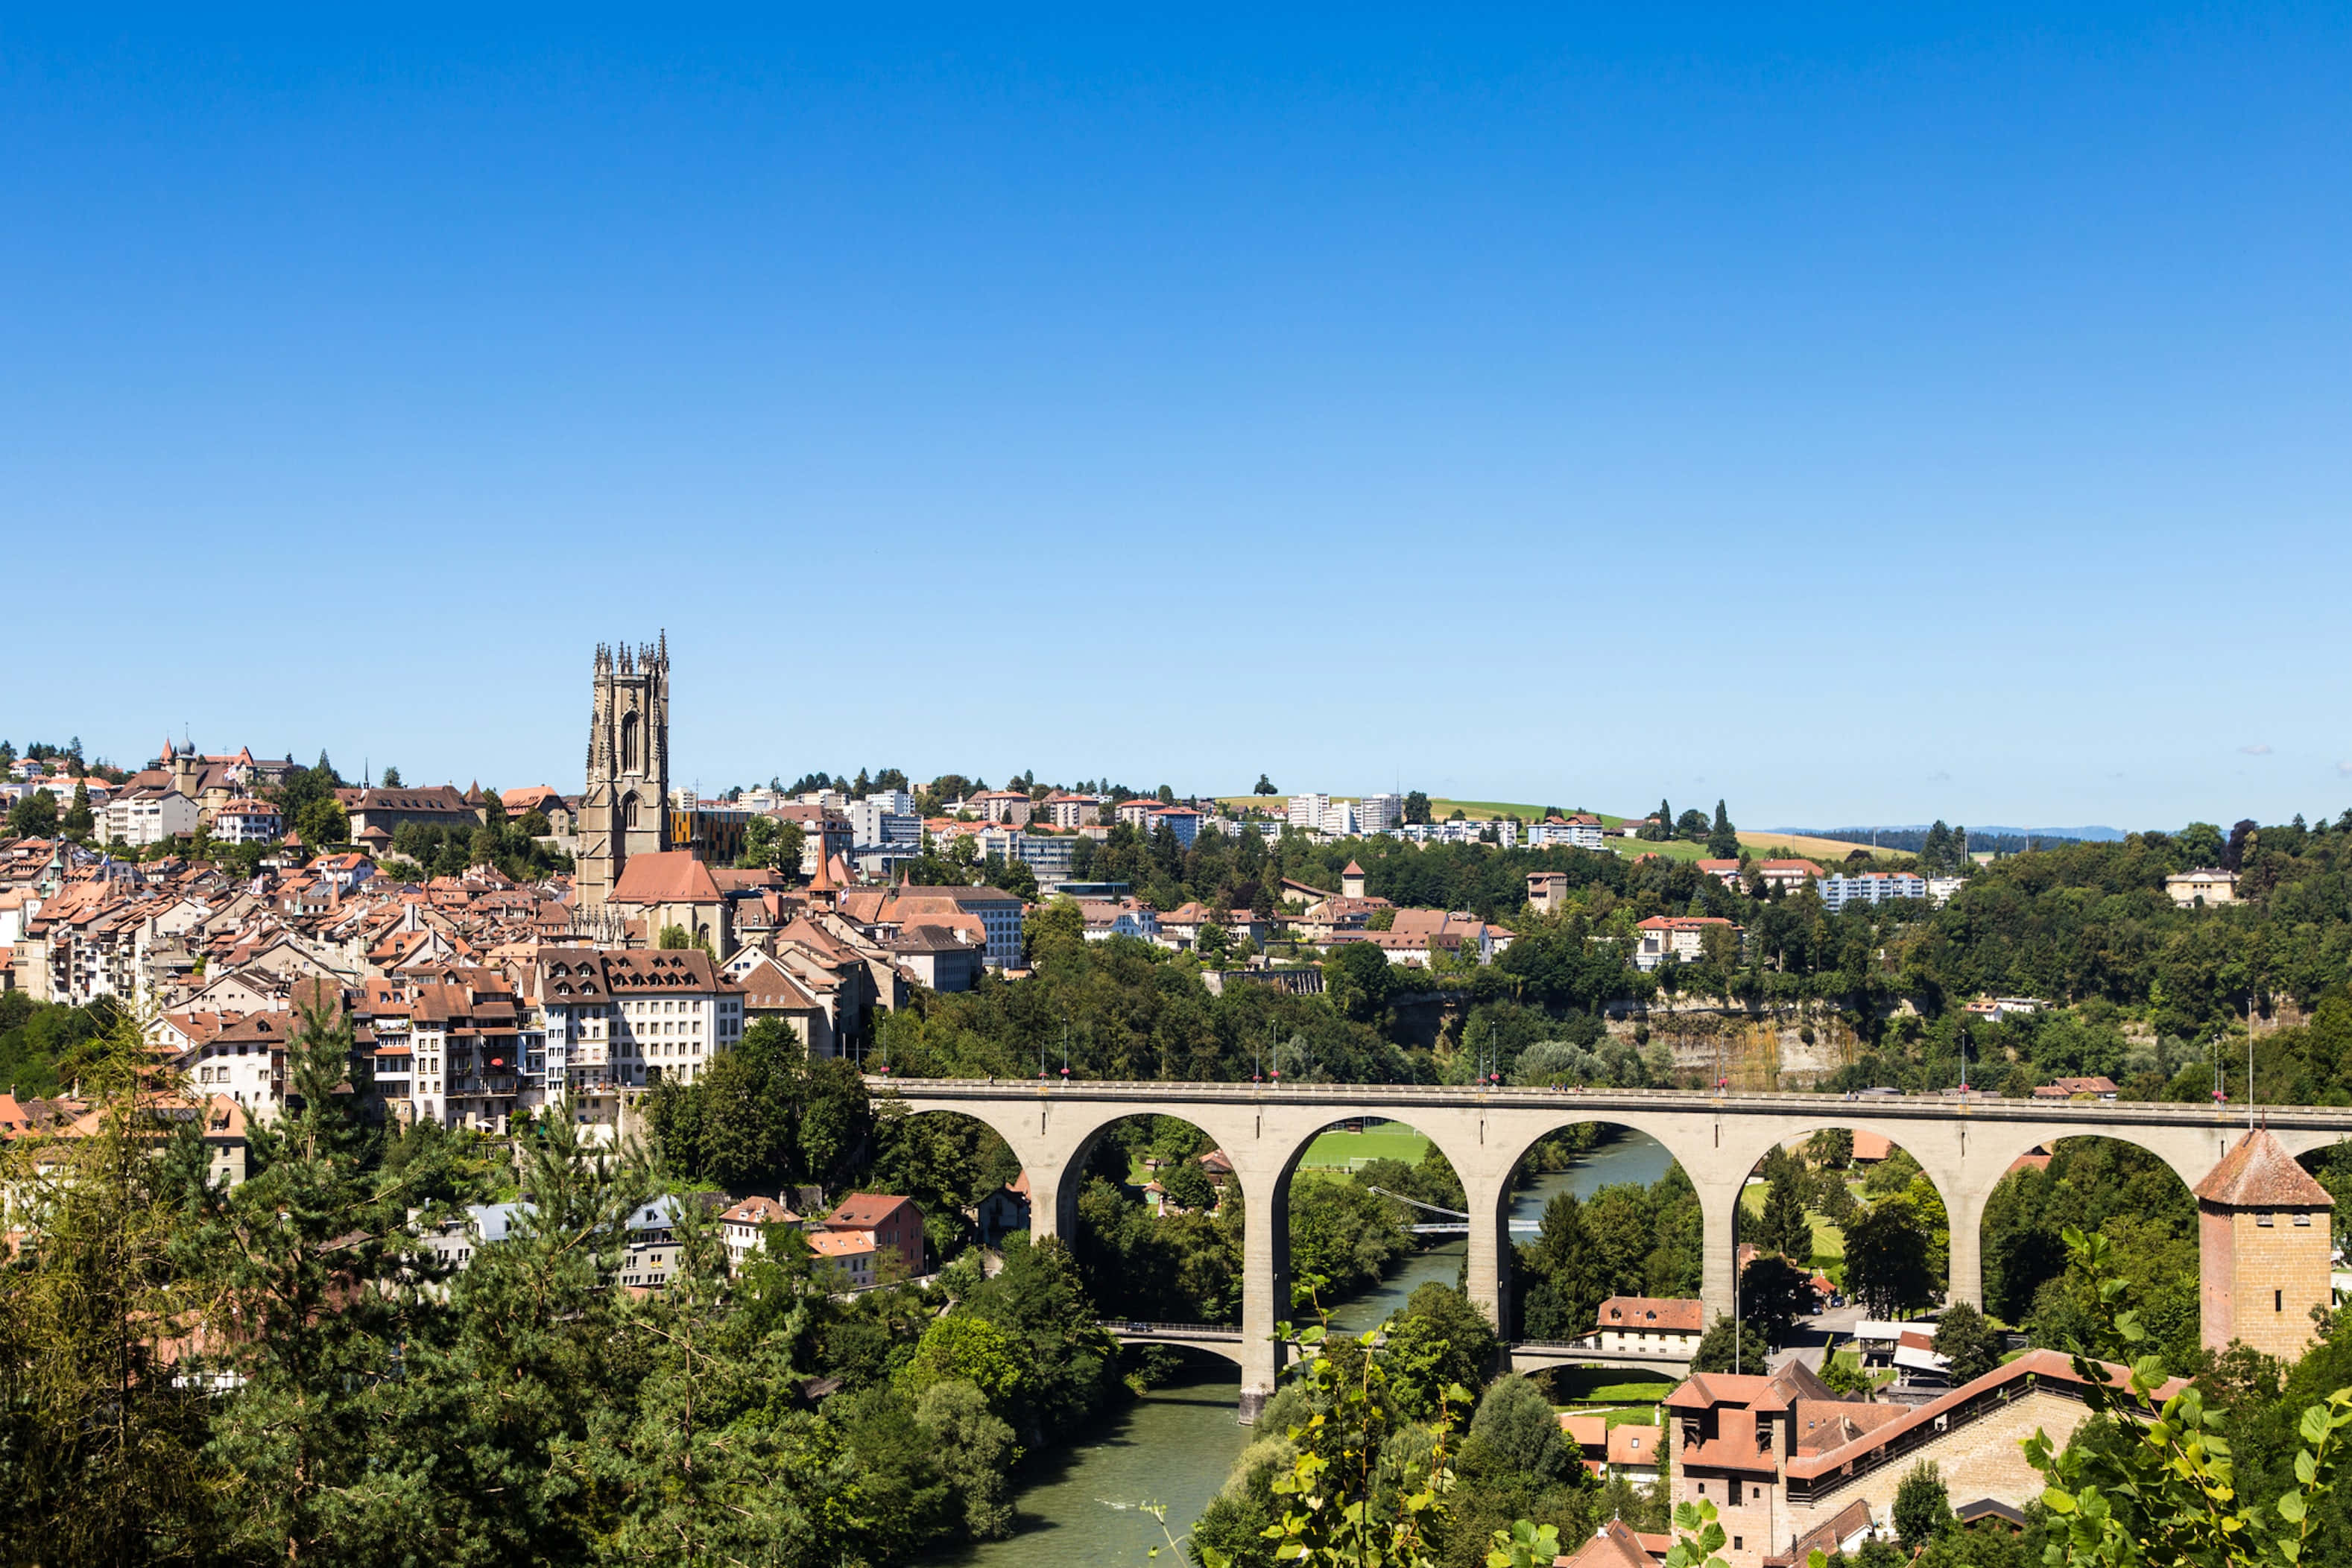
[1549,1368,1681,1403]
[1297,1125,1434,1170]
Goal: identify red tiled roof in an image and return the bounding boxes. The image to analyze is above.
[2195,1128,2333,1207]
[609,851,725,905]
[1596,1295,1704,1333]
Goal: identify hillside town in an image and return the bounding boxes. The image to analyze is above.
[2,640,2342,1568]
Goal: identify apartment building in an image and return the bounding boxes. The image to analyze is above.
[1815,871,1928,914]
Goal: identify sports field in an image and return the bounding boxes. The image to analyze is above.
[1296,1124,1434,1169]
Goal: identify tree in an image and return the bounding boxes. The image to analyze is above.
[1707,800,1738,859]
[1843,1195,1936,1317]
[62,781,94,840]
[1689,1315,1770,1374]
[0,1008,219,1562]
[1739,1255,1814,1348]
[1519,1191,1606,1340]
[188,1001,459,1564]
[1163,1158,1215,1213]
[1464,1374,1569,1484]
[1404,791,1432,826]
[1382,1283,1499,1421]
[1931,1300,2002,1385]
[296,794,350,849]
[7,786,58,838]
[1254,774,1278,796]
[738,813,802,873]
[1892,1460,1950,1551]
[1758,1173,1814,1263]
[915,1379,1019,1540]
[1806,1128,1853,1168]
[381,765,402,786]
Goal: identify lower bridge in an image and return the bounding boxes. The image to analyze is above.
[1100,1321,1691,1378]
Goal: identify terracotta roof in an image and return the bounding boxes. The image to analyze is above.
[609,851,725,905]
[721,1195,800,1227]
[1606,1424,1660,1466]
[2194,1128,2333,1207]
[1596,1295,1704,1333]
[1764,1499,1874,1567]
[825,1192,918,1230]
[1557,1520,1663,1568]
[1849,1131,1894,1162]
[806,1230,876,1259]
[1558,1414,1607,1452]
[1782,1350,2187,1482]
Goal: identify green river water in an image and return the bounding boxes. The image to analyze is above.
[932,1131,1674,1567]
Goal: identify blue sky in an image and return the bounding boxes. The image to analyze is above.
[4,8,2348,829]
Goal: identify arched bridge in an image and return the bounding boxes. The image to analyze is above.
[879,1076,2352,1421]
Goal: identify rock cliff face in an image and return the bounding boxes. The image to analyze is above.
[1602,1002,1862,1088]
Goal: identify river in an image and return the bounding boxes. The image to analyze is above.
[934,1129,1676,1567]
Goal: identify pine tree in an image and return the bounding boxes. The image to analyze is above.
[1707,799,1738,859]
[1759,1175,1814,1264]
[0,1010,220,1564]
[192,1001,458,1562]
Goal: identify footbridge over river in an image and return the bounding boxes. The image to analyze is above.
[876,1077,2352,1420]
[1099,1321,1694,1379]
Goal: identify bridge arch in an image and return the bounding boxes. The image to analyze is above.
[1264,1111,1479,1324]
[1060,1110,1251,1327]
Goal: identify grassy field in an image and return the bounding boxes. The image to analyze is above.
[1737,829,1900,862]
[1297,1125,1434,1170]
[1550,1368,1682,1403]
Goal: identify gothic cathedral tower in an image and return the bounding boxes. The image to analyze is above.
[578,635,671,906]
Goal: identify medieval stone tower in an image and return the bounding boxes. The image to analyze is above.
[2196,1127,2335,1361]
[578,635,671,907]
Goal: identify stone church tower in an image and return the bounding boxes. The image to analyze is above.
[578,636,672,907]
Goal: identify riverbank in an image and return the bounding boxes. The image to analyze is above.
[928,1128,1684,1565]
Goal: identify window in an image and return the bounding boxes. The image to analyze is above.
[2295,1212,2314,1227]
[2277,1289,2286,1312]
[2259,1213,2275,1227]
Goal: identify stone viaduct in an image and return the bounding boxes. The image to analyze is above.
[875,1077,2352,1421]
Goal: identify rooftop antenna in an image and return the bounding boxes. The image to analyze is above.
[2249,1032,2256,1134]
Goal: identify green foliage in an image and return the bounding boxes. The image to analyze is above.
[1844,1193,1939,1318]
[1935,1300,2005,1385]
[1894,1460,1951,1549]
[1739,1254,1815,1348]
[1758,1169,1816,1262]
[2027,1226,2352,1567]
[7,786,59,838]
[648,1026,874,1192]
[1690,1315,1771,1374]
[1245,1324,1467,1568]
[1384,1285,1501,1422]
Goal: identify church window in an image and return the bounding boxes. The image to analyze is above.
[623,794,639,828]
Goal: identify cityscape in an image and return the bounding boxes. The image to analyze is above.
[7,12,2351,1568]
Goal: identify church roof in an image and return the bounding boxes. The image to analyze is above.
[609,852,724,905]
[2195,1128,2333,1207]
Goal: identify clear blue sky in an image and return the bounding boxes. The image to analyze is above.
[6,8,2348,829]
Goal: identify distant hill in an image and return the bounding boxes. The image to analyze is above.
[1773,824,2125,856]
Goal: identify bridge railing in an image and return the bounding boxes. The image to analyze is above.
[1099,1320,1245,1338]
[872,1076,2344,1125]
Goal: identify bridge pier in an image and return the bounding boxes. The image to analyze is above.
[1696,1174,1744,1327]
[1464,1170,1515,1338]
[1238,1164,1289,1423]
